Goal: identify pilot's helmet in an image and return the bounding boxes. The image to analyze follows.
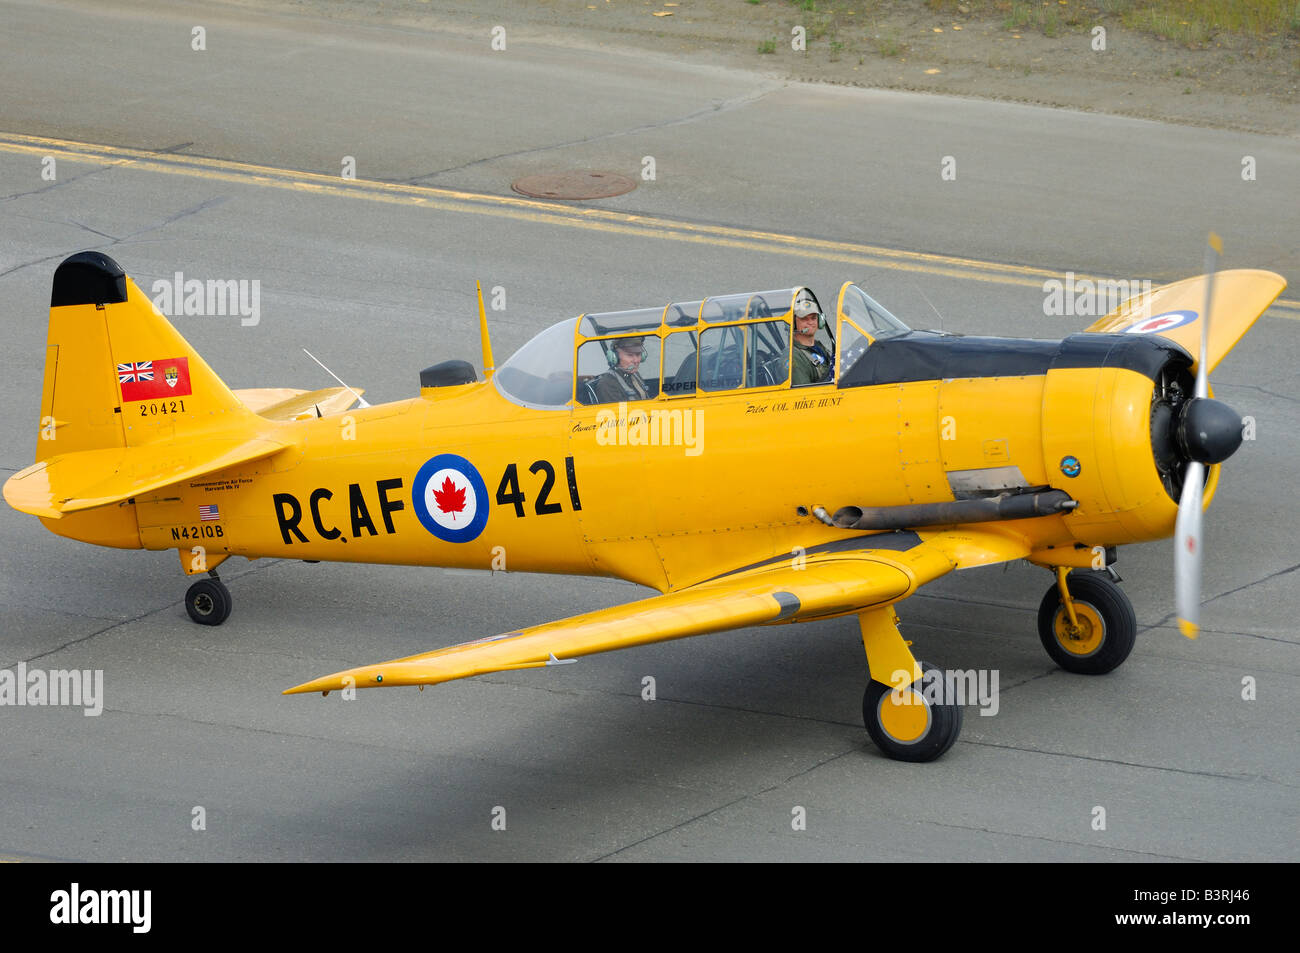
[794,291,821,325]
[610,336,646,366]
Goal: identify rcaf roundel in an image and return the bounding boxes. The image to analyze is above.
[412,453,489,543]
[1122,310,1198,335]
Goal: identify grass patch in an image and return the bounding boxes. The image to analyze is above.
[924,0,1300,45]
[1123,8,1212,46]
[757,37,777,53]
[876,28,907,57]
[767,1,1297,65]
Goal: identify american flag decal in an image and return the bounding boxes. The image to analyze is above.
[118,361,154,383]
[199,504,220,521]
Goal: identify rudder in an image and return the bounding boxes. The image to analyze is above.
[38,251,251,463]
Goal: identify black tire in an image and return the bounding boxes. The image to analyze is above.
[185,578,232,626]
[862,659,963,762]
[1037,572,1135,675]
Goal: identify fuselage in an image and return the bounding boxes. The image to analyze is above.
[45,329,1201,593]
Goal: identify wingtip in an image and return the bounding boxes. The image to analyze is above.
[283,673,354,695]
[284,665,401,696]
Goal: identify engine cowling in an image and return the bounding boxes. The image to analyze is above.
[1040,333,1228,546]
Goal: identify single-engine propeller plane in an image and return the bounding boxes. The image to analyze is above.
[5,246,1282,760]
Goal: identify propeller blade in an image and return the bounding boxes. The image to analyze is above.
[1174,232,1220,640]
[1194,232,1221,399]
[1174,460,1205,639]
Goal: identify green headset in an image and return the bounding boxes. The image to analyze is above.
[606,337,647,368]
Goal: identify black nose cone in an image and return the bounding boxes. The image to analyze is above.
[1177,397,1243,465]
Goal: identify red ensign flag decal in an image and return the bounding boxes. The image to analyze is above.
[118,357,192,401]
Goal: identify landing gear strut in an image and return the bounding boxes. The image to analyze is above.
[858,607,962,762]
[185,571,232,626]
[1037,569,1135,674]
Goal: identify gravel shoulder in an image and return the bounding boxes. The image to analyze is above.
[216,0,1300,136]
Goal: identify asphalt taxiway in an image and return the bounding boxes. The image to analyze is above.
[0,0,1296,861]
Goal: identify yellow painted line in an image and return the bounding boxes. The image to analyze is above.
[3,132,1296,316]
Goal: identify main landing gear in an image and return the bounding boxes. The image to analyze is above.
[185,571,232,626]
[1037,568,1136,675]
[856,568,1138,761]
[858,607,962,762]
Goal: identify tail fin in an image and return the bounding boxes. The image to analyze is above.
[37,251,251,462]
[7,252,284,523]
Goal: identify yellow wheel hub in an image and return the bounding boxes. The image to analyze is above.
[876,688,931,744]
[1054,602,1105,656]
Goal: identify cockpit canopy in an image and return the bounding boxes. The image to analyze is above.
[493,284,909,409]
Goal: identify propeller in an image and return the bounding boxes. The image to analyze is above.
[1173,232,1225,639]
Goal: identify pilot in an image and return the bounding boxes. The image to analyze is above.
[791,292,833,386]
[592,336,657,403]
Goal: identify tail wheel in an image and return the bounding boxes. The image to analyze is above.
[862,660,962,762]
[1037,572,1135,674]
[186,577,232,626]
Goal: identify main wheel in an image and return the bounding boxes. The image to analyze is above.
[185,577,232,626]
[862,660,962,762]
[1037,572,1135,674]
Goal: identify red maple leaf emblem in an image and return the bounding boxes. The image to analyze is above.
[432,476,467,521]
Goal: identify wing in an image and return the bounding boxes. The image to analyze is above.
[284,528,1028,695]
[3,438,284,519]
[1083,269,1285,374]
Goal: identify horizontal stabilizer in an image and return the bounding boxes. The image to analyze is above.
[233,386,364,421]
[1084,270,1285,373]
[4,438,285,519]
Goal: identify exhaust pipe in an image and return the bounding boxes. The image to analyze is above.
[830,489,1075,532]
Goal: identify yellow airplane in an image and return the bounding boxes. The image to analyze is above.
[5,248,1283,760]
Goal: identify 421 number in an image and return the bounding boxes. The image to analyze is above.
[496,456,581,517]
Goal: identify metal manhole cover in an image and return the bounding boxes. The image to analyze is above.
[511,170,637,200]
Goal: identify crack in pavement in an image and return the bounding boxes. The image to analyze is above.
[913,591,1037,614]
[0,163,116,204]
[406,81,782,183]
[0,196,231,283]
[66,220,121,242]
[590,742,859,861]
[960,738,1268,783]
[1213,381,1300,405]
[12,558,287,668]
[0,249,80,282]
[913,818,1206,862]
[1142,562,1300,635]
[1138,616,1296,644]
[590,737,1247,861]
[995,667,1059,693]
